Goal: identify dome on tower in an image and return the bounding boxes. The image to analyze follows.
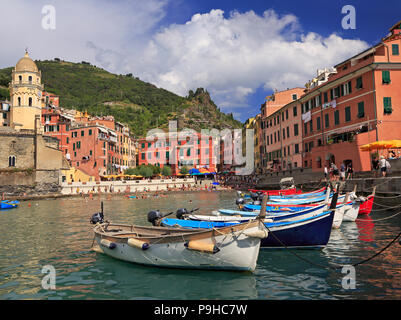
[15,51,38,72]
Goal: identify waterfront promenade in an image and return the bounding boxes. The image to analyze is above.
[60,177,197,195]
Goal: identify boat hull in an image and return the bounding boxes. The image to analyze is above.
[358,195,374,215]
[163,210,335,249]
[261,211,334,248]
[0,200,19,210]
[94,223,264,272]
[248,188,301,196]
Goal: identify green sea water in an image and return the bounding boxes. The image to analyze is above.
[0,191,400,300]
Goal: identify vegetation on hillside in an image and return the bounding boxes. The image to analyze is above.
[0,59,242,136]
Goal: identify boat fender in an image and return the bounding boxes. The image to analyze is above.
[263,218,273,223]
[243,229,268,239]
[184,240,220,254]
[127,238,150,250]
[100,239,116,249]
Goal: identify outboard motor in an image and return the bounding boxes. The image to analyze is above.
[236,198,245,205]
[176,208,189,219]
[90,202,105,225]
[147,210,163,226]
[90,212,104,225]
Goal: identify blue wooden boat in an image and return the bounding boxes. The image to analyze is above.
[0,200,19,210]
[267,189,328,200]
[161,209,335,249]
[242,193,346,211]
[217,204,327,222]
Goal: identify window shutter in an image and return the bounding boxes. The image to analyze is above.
[382,70,391,84]
[345,106,351,122]
[334,110,339,125]
[384,97,393,114]
[392,44,399,55]
[356,77,363,89]
[357,102,365,118]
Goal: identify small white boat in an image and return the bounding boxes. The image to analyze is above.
[91,214,268,272]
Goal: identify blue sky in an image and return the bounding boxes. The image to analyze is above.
[1,0,400,123]
[159,0,400,121]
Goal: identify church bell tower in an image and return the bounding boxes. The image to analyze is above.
[9,50,44,131]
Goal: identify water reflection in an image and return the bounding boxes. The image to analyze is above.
[0,191,400,299]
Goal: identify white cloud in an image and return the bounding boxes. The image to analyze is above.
[133,9,369,113]
[0,3,369,120]
[0,0,168,69]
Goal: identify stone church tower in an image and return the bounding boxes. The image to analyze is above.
[9,51,44,131]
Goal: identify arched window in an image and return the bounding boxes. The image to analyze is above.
[28,76,32,83]
[28,97,32,106]
[18,75,22,83]
[8,156,16,167]
[18,97,21,106]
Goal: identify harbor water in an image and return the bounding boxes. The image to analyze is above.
[0,190,400,300]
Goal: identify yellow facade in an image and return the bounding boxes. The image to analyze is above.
[9,52,43,131]
[62,167,94,183]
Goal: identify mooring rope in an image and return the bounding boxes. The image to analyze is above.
[357,210,401,222]
[373,193,401,199]
[363,177,394,191]
[261,222,401,272]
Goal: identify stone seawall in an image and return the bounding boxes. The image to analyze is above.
[0,169,61,197]
[60,177,197,195]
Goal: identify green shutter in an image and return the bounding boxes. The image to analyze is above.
[392,44,399,55]
[325,114,329,128]
[356,77,363,89]
[345,107,351,122]
[357,102,365,118]
[382,70,391,84]
[348,81,352,93]
[334,110,339,125]
[384,97,393,114]
[324,92,328,103]
[316,117,321,130]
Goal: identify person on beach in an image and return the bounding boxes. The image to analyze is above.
[372,157,379,177]
[379,156,390,177]
[330,162,339,181]
[340,162,346,181]
[346,163,353,180]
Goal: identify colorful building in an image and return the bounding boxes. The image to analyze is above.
[138,131,217,175]
[301,21,401,172]
[259,88,305,173]
[8,51,44,131]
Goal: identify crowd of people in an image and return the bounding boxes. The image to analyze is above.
[371,155,392,177]
[324,161,354,182]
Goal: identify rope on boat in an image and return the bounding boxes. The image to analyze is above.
[357,210,401,222]
[373,193,401,199]
[363,178,394,191]
[261,222,401,272]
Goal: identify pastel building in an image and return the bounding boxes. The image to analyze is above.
[138,131,217,174]
[259,88,305,172]
[301,21,401,172]
[8,51,44,131]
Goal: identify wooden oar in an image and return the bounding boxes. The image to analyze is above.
[258,194,268,219]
